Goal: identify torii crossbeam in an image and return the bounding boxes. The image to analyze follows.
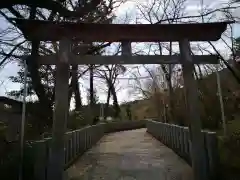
[26,54,219,65]
[13,18,231,180]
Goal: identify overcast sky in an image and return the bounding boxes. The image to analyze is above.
[0,0,239,106]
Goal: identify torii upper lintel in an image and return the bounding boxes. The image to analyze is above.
[12,18,231,42]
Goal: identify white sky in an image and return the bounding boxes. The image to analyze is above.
[0,0,239,106]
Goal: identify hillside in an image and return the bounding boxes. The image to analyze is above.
[123,67,240,124]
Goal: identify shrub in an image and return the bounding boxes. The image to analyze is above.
[0,141,19,180]
[223,131,240,153]
[218,130,240,179]
[68,110,87,130]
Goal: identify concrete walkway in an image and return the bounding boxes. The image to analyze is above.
[65,129,193,180]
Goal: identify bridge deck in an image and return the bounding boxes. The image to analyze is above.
[65,128,193,180]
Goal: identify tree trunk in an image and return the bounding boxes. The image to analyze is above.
[160,42,175,123]
[26,7,53,127]
[89,65,95,124]
[27,41,53,124]
[72,65,81,110]
[161,65,174,123]
[104,87,111,119]
[197,65,203,79]
[168,42,175,123]
[89,65,94,106]
[166,73,174,123]
[108,81,120,118]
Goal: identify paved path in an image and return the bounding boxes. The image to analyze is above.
[65,129,193,180]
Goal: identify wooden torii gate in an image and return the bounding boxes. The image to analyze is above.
[13,18,229,180]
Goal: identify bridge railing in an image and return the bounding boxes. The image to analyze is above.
[24,120,146,180]
[27,124,105,180]
[146,120,219,180]
[23,119,219,180]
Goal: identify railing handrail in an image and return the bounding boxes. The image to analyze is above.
[146,119,217,134]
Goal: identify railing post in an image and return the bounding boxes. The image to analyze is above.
[79,130,83,154]
[167,124,170,146]
[63,138,67,165]
[175,126,179,151]
[173,125,177,150]
[83,129,86,151]
[85,129,89,149]
[183,127,189,161]
[76,130,80,154]
[179,127,184,157]
[72,131,77,157]
[205,132,219,180]
[159,122,162,140]
[170,125,173,149]
[69,132,73,162]
[177,126,180,152]
[34,140,48,180]
[163,124,166,143]
[88,129,90,148]
[165,124,168,145]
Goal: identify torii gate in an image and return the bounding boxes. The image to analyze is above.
[13,18,229,180]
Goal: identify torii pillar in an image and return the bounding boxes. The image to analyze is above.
[179,39,206,180]
[47,39,70,180]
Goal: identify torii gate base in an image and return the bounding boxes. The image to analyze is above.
[13,19,229,180]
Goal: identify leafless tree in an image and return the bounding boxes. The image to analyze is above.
[129,0,240,124]
[0,0,123,131]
